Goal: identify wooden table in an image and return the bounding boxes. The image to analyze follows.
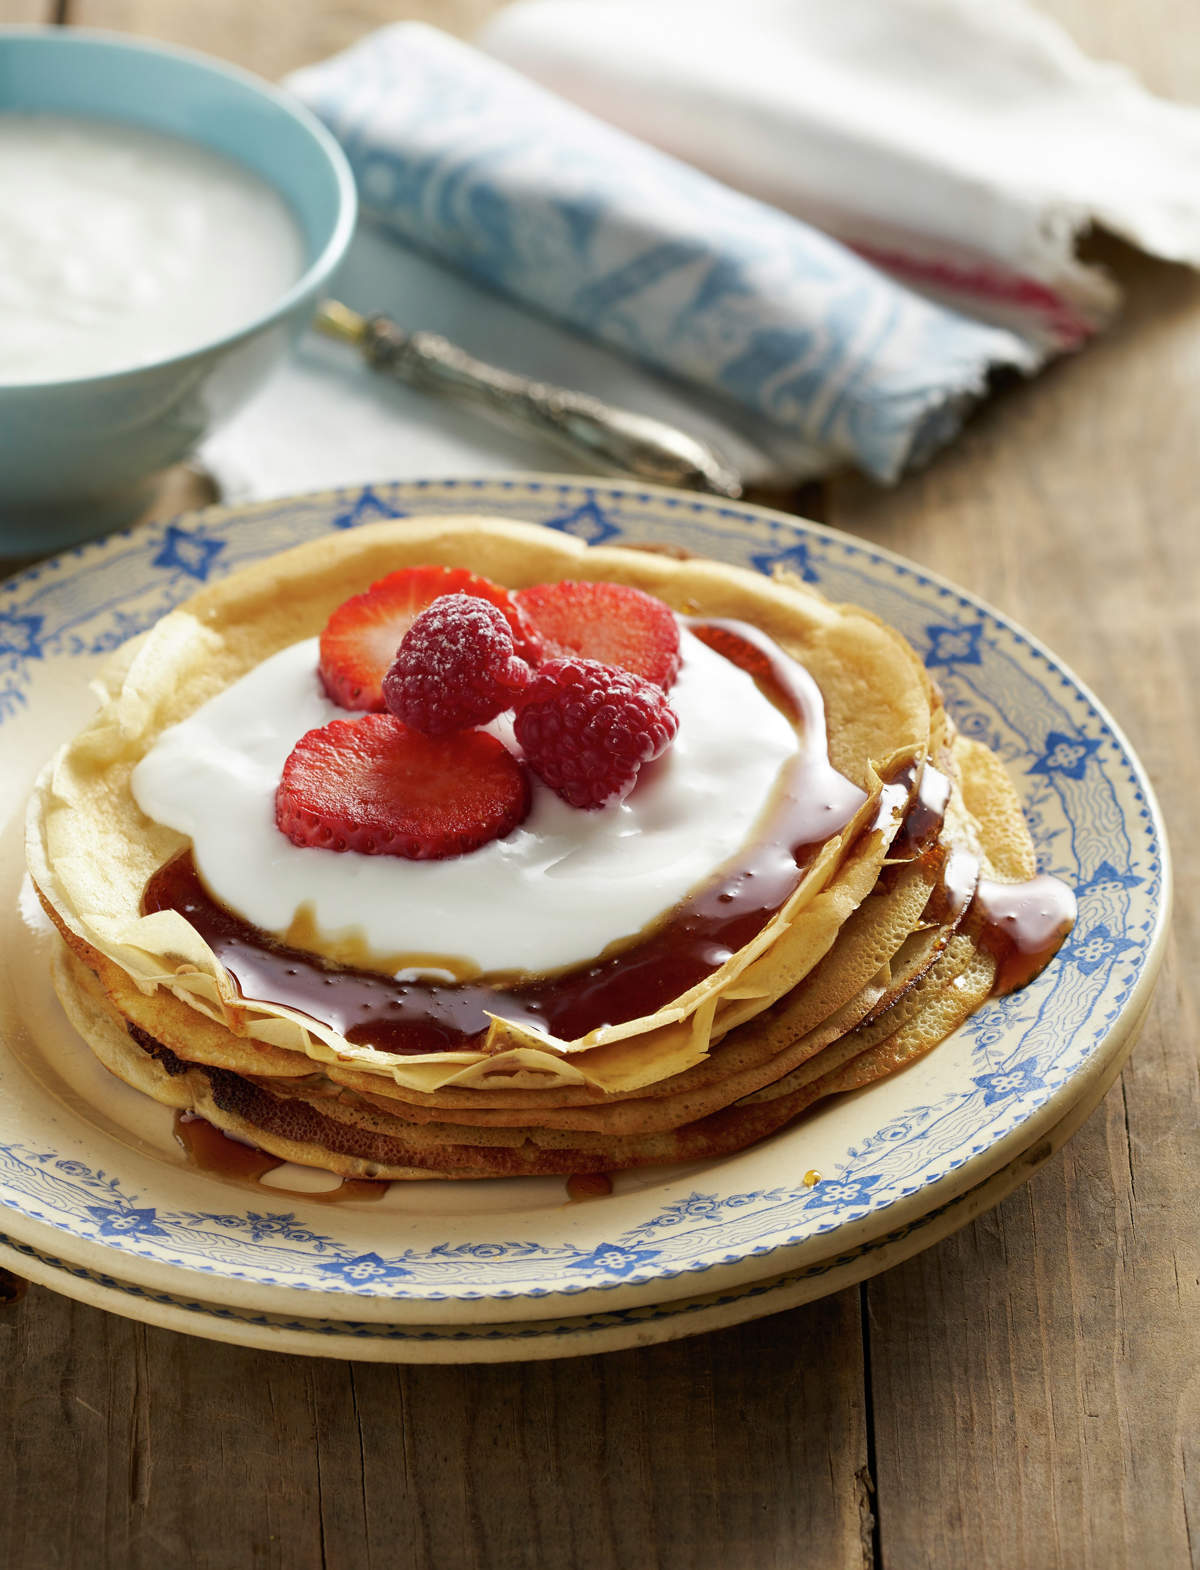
[2,3,1196,1566]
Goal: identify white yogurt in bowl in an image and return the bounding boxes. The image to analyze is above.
[0,26,356,548]
[0,115,306,384]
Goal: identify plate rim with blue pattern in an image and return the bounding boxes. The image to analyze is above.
[0,477,1170,1323]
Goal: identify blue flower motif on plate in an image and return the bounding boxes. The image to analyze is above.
[85,1204,169,1241]
[316,1252,413,1285]
[0,610,44,661]
[185,1212,334,1248]
[1029,731,1101,781]
[565,1242,663,1278]
[1078,860,1143,896]
[924,622,984,668]
[852,1116,923,1152]
[969,1022,1011,1054]
[654,1192,726,1223]
[1069,923,1140,977]
[799,1173,886,1212]
[972,1058,1043,1106]
[152,525,226,582]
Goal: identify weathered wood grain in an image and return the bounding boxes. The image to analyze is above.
[824,0,1200,1554]
[66,0,497,75]
[0,1,55,22]
[0,1286,869,1570]
[832,245,1200,1568]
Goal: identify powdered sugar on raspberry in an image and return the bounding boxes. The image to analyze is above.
[383,593,532,736]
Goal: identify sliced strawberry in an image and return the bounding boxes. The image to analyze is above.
[276,715,530,860]
[514,580,680,689]
[319,566,543,711]
[688,622,774,684]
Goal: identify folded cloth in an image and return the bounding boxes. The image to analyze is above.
[282,23,1034,486]
[204,7,1200,504]
[481,0,1200,350]
[200,223,805,500]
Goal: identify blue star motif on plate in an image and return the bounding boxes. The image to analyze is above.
[0,609,44,661]
[972,1056,1042,1106]
[1077,860,1143,896]
[85,1203,168,1240]
[1069,922,1139,977]
[1029,730,1101,781]
[316,1251,412,1285]
[543,495,621,545]
[564,1241,662,1278]
[152,524,226,582]
[331,485,406,530]
[799,1172,885,1211]
[924,622,984,668]
[750,540,819,583]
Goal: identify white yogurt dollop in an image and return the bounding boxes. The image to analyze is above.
[0,115,305,384]
[131,630,798,977]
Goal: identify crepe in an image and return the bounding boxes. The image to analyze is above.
[27,515,1065,1179]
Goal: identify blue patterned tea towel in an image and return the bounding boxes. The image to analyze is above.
[287,24,1036,484]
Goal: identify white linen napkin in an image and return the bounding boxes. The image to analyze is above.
[482,0,1200,348]
[202,5,1200,504]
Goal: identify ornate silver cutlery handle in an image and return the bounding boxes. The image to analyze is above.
[316,301,743,499]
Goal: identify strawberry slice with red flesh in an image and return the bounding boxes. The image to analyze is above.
[513,580,680,690]
[276,714,531,860]
[319,565,543,711]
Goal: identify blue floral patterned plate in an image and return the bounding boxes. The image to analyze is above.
[0,479,1169,1340]
[0,1040,1136,1362]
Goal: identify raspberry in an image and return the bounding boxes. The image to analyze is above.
[513,657,679,809]
[318,565,543,712]
[514,580,681,689]
[382,594,533,736]
[276,714,530,859]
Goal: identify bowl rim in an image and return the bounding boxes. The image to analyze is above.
[0,24,359,393]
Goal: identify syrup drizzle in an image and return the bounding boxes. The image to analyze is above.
[862,762,949,904]
[565,1172,614,1201]
[175,1109,281,1181]
[912,848,1074,992]
[868,770,916,842]
[143,619,868,1051]
[174,1111,388,1202]
[973,873,1077,995]
[890,764,951,861]
[878,761,1075,983]
[140,617,1077,1047]
[924,847,982,927]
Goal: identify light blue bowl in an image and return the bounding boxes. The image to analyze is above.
[0,28,357,551]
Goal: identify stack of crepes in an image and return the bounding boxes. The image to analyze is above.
[27,518,1051,1180]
